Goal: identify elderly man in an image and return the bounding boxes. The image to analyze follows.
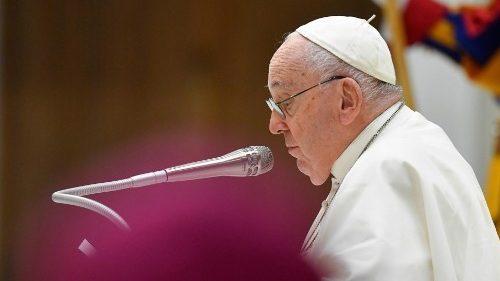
[266,16,500,281]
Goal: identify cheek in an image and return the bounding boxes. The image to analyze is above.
[305,135,326,166]
[294,122,323,158]
[289,97,336,157]
[289,108,323,153]
[301,109,337,165]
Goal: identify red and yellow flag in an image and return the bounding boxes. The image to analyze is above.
[403,0,500,96]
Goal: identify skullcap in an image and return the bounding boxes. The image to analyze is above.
[296,16,396,85]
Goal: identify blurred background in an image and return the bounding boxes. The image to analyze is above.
[1,0,498,280]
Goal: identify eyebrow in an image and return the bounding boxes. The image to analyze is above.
[265,78,296,102]
[268,80,282,89]
[267,79,294,91]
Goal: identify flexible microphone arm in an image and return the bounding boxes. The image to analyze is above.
[51,146,273,231]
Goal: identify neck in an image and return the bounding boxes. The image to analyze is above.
[345,96,402,147]
[362,96,402,125]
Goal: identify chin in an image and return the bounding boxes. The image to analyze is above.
[297,159,329,186]
[308,167,330,186]
[309,175,328,186]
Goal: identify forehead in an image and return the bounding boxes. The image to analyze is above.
[268,36,309,91]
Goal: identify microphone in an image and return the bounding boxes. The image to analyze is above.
[119,145,274,187]
[52,146,273,230]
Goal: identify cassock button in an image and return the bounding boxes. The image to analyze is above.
[321,200,328,208]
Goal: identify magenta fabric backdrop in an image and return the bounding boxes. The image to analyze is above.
[15,128,329,280]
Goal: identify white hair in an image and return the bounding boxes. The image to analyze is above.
[286,32,403,104]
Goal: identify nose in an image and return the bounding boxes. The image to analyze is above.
[268,111,289,135]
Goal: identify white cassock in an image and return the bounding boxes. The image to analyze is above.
[302,102,500,281]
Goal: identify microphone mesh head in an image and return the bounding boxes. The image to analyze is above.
[253,146,273,174]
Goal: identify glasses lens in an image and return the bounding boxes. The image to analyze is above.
[266,98,285,119]
[266,99,274,111]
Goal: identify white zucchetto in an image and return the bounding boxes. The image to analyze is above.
[296,16,396,85]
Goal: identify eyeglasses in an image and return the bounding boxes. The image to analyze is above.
[266,75,345,119]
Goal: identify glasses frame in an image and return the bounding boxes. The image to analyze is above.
[266,75,345,119]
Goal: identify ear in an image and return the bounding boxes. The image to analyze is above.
[338,78,363,125]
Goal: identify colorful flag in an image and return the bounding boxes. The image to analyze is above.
[403,0,500,97]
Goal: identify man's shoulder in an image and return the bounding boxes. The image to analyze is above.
[354,114,470,177]
[360,132,435,168]
[349,115,477,188]
[367,110,458,163]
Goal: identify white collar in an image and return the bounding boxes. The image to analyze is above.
[330,101,403,184]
